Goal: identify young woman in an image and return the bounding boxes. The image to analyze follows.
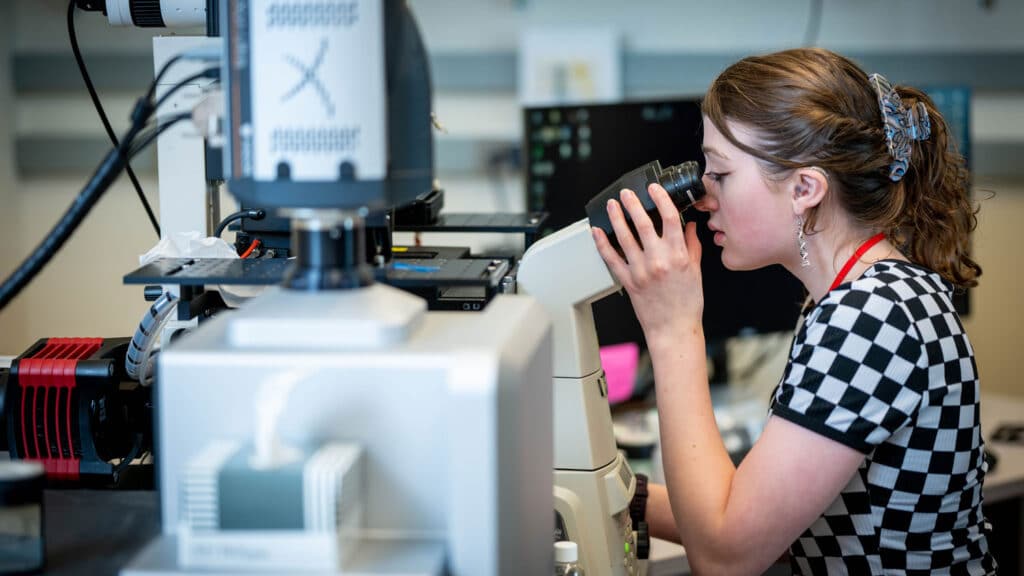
[592,48,996,575]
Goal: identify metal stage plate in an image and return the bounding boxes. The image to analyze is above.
[124,258,291,286]
[124,257,509,289]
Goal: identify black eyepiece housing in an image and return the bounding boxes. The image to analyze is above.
[585,160,705,247]
[657,161,705,209]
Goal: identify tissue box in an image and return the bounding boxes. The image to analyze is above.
[178,441,363,571]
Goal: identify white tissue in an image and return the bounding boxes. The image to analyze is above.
[139,231,238,265]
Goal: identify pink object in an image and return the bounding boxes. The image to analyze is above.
[600,342,640,404]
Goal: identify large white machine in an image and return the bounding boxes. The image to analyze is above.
[122,1,558,574]
[123,285,554,575]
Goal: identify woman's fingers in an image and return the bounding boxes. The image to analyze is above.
[591,226,633,287]
[618,188,661,248]
[648,183,684,245]
[606,195,644,266]
[600,185,698,291]
[685,221,702,264]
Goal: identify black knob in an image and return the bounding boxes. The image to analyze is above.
[636,521,650,560]
[143,285,162,302]
[129,0,165,27]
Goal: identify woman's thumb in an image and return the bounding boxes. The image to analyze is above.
[685,221,701,263]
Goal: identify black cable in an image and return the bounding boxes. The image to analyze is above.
[128,113,194,158]
[67,0,161,238]
[803,0,824,47]
[113,432,145,480]
[214,209,267,238]
[154,67,220,111]
[126,63,221,159]
[134,69,220,162]
[147,54,184,102]
[0,106,147,313]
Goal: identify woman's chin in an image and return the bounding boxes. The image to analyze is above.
[720,252,762,272]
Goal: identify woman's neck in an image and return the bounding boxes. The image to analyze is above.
[786,219,908,303]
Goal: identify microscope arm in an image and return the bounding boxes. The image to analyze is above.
[517,218,620,380]
[518,216,622,472]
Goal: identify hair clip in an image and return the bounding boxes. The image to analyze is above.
[868,73,931,182]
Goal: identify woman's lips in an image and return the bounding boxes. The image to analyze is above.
[708,223,724,245]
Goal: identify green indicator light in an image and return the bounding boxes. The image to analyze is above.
[625,542,631,553]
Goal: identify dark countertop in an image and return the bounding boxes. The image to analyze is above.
[43,490,159,576]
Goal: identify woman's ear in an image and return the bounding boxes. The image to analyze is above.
[791,167,828,216]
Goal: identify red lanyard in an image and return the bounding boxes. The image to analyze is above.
[829,233,886,291]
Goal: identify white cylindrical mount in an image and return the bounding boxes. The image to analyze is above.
[106,0,206,28]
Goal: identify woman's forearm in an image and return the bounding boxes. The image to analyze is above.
[645,482,681,544]
[648,326,737,560]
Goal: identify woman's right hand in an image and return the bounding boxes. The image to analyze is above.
[591,182,705,350]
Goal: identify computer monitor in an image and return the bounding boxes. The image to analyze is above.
[923,86,971,316]
[523,99,807,367]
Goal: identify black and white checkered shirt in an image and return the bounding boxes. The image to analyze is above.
[769,260,997,575]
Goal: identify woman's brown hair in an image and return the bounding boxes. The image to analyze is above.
[702,47,981,288]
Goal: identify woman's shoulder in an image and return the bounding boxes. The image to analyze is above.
[862,258,946,285]
[826,259,949,306]
[806,259,955,334]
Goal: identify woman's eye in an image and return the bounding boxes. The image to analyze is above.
[705,171,728,183]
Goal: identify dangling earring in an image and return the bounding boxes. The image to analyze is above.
[796,216,810,268]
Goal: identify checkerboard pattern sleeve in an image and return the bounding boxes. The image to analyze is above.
[769,260,996,575]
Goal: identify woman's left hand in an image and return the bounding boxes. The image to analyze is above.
[591,183,704,347]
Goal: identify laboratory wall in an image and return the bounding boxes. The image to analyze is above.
[1,0,1022,398]
[0,1,24,355]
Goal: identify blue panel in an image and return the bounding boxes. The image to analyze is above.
[923,86,972,169]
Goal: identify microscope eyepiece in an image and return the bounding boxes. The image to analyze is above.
[585,159,706,248]
[658,161,706,210]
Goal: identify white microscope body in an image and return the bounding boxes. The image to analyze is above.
[518,220,642,576]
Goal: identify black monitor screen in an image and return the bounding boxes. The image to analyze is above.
[524,99,807,348]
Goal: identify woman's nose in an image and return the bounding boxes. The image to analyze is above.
[697,177,718,212]
[694,188,716,212]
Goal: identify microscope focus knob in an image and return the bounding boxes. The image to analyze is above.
[143,285,163,302]
[636,521,650,560]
